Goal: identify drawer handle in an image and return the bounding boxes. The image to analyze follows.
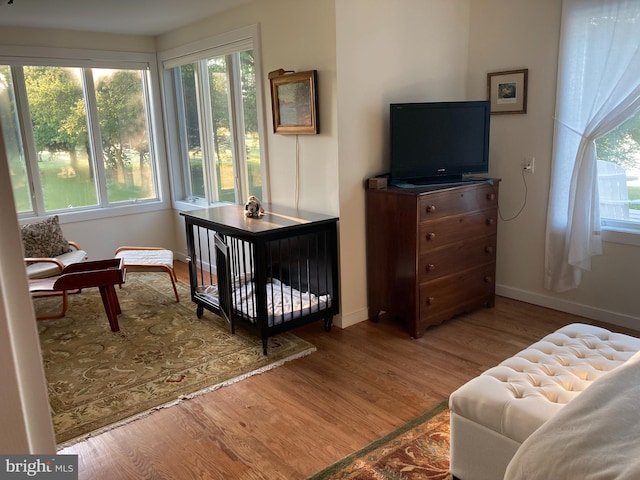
[486,218,495,226]
[426,232,436,241]
[484,275,493,283]
[426,263,436,272]
[485,246,494,254]
[426,296,435,306]
[486,193,496,201]
[426,205,436,213]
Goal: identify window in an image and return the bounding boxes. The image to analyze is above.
[595,111,640,227]
[545,0,640,291]
[0,49,164,219]
[160,26,265,207]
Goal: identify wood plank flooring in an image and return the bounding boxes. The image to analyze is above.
[59,262,639,479]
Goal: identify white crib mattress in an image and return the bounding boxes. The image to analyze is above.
[196,277,331,327]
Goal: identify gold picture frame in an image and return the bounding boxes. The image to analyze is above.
[269,69,318,134]
[487,69,528,115]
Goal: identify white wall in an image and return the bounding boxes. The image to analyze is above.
[467,1,560,300]
[334,0,640,329]
[468,0,640,329]
[157,0,339,216]
[60,210,178,259]
[0,26,155,52]
[335,0,472,326]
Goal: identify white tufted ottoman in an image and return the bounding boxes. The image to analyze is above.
[114,246,180,302]
[448,323,640,480]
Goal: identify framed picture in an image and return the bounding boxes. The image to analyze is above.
[487,69,528,115]
[269,69,318,134]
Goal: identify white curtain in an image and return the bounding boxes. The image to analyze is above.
[545,0,640,292]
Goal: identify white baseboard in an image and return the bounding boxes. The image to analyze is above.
[496,284,640,331]
[173,254,638,332]
[336,308,368,329]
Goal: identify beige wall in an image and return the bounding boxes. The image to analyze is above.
[0,26,155,52]
[60,210,178,259]
[468,0,640,328]
[467,1,559,297]
[158,0,339,216]
[335,0,472,326]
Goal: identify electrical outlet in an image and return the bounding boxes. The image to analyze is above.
[523,157,535,173]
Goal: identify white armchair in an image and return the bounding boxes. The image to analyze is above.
[22,215,87,279]
[21,215,87,319]
[25,241,88,279]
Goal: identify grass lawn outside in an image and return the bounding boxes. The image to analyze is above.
[13,150,155,212]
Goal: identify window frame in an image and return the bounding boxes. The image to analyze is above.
[0,45,170,224]
[158,24,269,211]
[601,220,640,246]
[595,111,640,244]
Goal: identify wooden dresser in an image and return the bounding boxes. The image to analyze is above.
[366,180,499,338]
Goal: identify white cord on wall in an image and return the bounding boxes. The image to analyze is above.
[295,134,300,210]
[497,168,528,222]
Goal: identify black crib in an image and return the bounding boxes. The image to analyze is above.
[181,204,340,354]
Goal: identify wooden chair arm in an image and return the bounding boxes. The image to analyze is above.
[68,241,82,251]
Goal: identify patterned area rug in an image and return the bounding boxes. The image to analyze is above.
[34,272,315,448]
[308,402,451,480]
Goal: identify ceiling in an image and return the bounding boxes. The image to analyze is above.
[0,0,250,36]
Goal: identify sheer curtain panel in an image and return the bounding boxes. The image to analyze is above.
[545,0,640,292]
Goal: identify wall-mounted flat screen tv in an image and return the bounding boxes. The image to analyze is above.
[390,100,490,185]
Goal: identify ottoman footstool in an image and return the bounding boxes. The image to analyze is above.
[115,246,180,302]
[448,323,640,480]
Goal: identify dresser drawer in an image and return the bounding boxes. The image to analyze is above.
[419,235,496,283]
[419,184,497,221]
[419,264,495,320]
[420,210,497,250]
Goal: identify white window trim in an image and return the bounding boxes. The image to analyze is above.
[1,46,172,223]
[157,24,269,211]
[602,225,640,247]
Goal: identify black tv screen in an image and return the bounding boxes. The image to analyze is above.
[390,100,490,185]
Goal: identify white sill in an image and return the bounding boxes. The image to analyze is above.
[18,200,170,226]
[173,200,234,213]
[602,226,640,247]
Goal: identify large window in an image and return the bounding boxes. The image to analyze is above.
[160,26,265,206]
[0,52,163,219]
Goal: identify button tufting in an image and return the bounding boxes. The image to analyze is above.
[449,323,640,452]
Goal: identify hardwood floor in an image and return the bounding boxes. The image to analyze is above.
[59,261,638,479]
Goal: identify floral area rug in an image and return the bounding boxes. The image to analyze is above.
[308,402,451,480]
[34,272,316,448]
